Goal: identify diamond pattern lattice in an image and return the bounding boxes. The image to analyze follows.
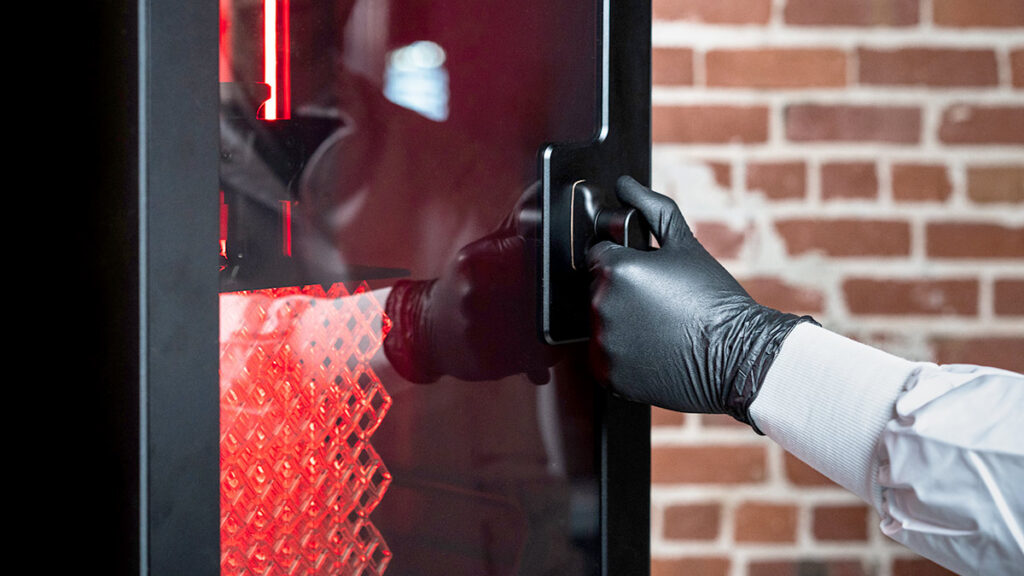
[219,281,393,576]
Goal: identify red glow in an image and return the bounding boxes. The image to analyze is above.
[279,0,291,119]
[281,200,293,257]
[220,191,229,267]
[220,282,392,575]
[219,0,233,82]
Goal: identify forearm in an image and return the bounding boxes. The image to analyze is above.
[749,323,915,505]
[749,323,1024,575]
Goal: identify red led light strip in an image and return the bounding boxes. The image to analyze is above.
[263,0,277,119]
[220,281,393,575]
[278,0,291,119]
[220,191,229,268]
[262,0,290,120]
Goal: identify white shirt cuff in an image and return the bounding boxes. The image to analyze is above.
[749,323,920,506]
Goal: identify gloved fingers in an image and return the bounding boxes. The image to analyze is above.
[587,288,615,389]
[586,239,626,274]
[453,233,529,316]
[615,175,691,247]
[512,181,541,236]
[488,181,540,237]
[586,240,621,382]
[526,368,551,385]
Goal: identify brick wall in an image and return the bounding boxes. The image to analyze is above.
[648,1,1024,575]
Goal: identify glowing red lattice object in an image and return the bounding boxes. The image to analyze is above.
[219,281,392,575]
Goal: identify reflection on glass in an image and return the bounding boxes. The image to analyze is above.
[384,41,449,122]
[218,0,599,574]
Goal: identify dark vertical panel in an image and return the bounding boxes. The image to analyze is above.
[604,1,651,574]
[142,1,220,574]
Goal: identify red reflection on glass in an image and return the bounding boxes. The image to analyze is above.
[281,200,293,257]
[220,282,392,575]
[278,0,290,119]
[219,0,233,82]
[220,191,229,268]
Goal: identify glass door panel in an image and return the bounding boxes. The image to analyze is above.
[218,1,600,574]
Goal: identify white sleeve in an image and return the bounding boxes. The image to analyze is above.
[749,323,1024,576]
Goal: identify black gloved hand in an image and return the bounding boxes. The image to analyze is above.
[384,188,558,384]
[587,176,817,431]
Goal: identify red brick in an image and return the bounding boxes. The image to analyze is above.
[932,337,1024,373]
[786,105,921,144]
[892,558,958,576]
[740,276,826,315]
[933,0,1024,27]
[652,557,730,576]
[750,560,869,576]
[926,222,1024,258]
[821,162,878,200]
[663,503,721,540]
[707,161,732,189]
[892,164,952,202]
[843,278,979,316]
[734,502,798,543]
[1012,49,1024,88]
[694,221,747,260]
[652,406,687,428]
[653,47,695,86]
[775,219,912,257]
[653,0,771,24]
[784,452,836,487]
[858,48,998,87]
[654,105,770,144]
[652,445,767,484]
[812,505,870,541]
[939,105,1024,145]
[784,0,919,26]
[967,165,1024,203]
[995,279,1024,315]
[706,48,847,89]
[746,161,807,200]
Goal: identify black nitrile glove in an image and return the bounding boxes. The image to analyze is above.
[384,189,558,384]
[587,176,817,432]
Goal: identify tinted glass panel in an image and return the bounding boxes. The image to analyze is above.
[218,1,599,574]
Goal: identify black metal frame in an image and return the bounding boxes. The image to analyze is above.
[138,1,222,573]
[95,0,649,574]
[589,1,651,569]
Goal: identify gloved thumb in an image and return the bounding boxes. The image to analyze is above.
[615,175,691,247]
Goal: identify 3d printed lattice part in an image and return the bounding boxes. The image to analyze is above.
[220,282,392,576]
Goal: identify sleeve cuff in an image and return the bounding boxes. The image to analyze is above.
[748,323,920,506]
